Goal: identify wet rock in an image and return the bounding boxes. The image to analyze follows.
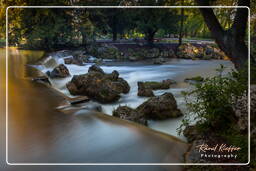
[88,64,104,74]
[137,79,175,97]
[143,79,175,90]
[137,82,154,97]
[32,76,51,85]
[106,70,119,80]
[107,78,130,94]
[66,65,130,103]
[68,96,90,105]
[184,76,204,84]
[64,57,84,66]
[113,106,147,126]
[136,92,182,120]
[46,64,70,78]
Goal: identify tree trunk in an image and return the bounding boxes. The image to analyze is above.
[112,29,117,42]
[112,15,117,42]
[81,31,87,47]
[146,30,156,46]
[196,0,251,69]
[178,0,184,46]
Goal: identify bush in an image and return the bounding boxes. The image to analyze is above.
[178,64,248,133]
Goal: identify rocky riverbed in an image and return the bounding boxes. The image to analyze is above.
[32,49,234,140]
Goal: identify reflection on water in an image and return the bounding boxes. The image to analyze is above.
[1,48,189,168]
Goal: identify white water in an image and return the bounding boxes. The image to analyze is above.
[33,53,234,140]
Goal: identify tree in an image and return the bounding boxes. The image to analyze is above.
[134,8,179,45]
[196,0,251,69]
[178,0,185,46]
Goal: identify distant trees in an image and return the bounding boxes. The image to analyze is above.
[0,0,253,60]
[134,8,179,45]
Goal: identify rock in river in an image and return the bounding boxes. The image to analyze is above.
[66,65,130,103]
[46,64,70,78]
[137,82,155,97]
[113,106,147,126]
[64,57,84,66]
[137,93,182,120]
[137,79,175,97]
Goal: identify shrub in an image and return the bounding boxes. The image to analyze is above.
[178,64,248,134]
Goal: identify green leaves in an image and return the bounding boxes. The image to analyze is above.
[178,65,248,135]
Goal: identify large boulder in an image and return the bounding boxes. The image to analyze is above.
[137,80,175,97]
[66,65,130,103]
[46,64,70,78]
[137,82,154,97]
[113,106,147,126]
[136,92,182,120]
[88,64,104,74]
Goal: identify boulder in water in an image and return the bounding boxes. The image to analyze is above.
[88,64,104,74]
[137,79,175,97]
[66,65,130,103]
[137,93,182,120]
[64,57,84,66]
[143,79,175,90]
[137,82,154,97]
[46,64,70,78]
[113,106,147,126]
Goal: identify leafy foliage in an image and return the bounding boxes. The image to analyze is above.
[179,65,248,134]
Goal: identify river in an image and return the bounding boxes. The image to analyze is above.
[0,48,234,170]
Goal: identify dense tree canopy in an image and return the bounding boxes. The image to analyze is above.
[0,0,254,68]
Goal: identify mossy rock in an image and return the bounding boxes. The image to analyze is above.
[184,76,204,84]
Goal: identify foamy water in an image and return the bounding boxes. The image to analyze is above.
[33,53,234,140]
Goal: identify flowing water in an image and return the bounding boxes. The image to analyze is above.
[0,48,234,170]
[33,51,234,139]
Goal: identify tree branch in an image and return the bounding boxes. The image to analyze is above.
[195,0,225,47]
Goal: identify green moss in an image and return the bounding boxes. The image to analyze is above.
[143,81,169,90]
[185,76,204,82]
